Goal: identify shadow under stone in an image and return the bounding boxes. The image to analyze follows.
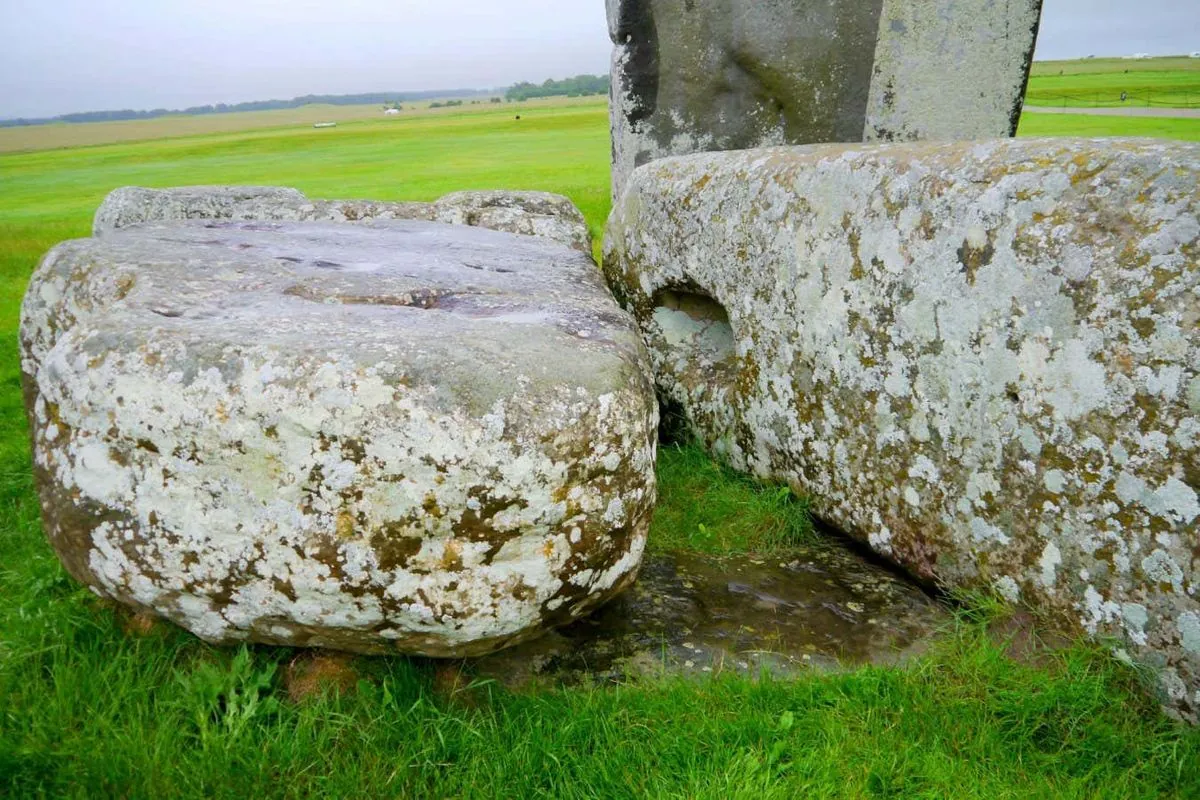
[467,540,950,689]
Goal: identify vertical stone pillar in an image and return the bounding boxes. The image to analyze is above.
[608,0,1043,201]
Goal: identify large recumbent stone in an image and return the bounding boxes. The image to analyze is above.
[21,220,658,656]
[604,138,1200,719]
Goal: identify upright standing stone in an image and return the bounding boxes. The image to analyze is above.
[607,0,1043,200]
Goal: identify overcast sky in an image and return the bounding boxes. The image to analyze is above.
[0,0,1196,119]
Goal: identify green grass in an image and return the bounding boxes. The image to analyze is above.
[1018,112,1200,140]
[3,100,1200,797]
[4,599,1196,798]
[1031,57,1200,77]
[1026,57,1200,108]
[651,444,812,555]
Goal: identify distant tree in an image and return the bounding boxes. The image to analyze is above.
[0,88,486,128]
[504,75,610,102]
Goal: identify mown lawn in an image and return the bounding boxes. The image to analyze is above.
[1019,111,1200,140]
[2,101,1199,798]
[1025,56,1200,108]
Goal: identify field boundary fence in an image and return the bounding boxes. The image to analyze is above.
[1024,92,1200,110]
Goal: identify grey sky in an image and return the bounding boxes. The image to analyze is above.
[0,0,1196,119]
[1035,0,1198,60]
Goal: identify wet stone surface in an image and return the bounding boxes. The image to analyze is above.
[470,540,950,688]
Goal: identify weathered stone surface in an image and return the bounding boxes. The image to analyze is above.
[863,1,1043,144]
[432,191,592,255]
[608,0,1043,200]
[22,219,657,656]
[92,186,310,232]
[93,185,593,253]
[304,198,437,224]
[604,138,1200,719]
[470,542,949,688]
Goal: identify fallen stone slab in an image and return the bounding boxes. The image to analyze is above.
[607,0,1044,199]
[21,219,657,656]
[604,138,1200,720]
[93,185,593,253]
[470,542,949,688]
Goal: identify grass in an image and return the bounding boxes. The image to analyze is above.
[1025,56,1200,108]
[4,599,1196,798]
[651,444,812,555]
[2,96,1200,797]
[1019,112,1200,140]
[0,95,601,154]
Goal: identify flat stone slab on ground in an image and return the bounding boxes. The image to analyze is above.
[21,219,657,657]
[471,541,948,688]
[92,185,594,254]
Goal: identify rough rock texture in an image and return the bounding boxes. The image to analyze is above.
[22,219,657,656]
[863,1,1043,144]
[91,186,312,232]
[93,186,593,254]
[604,138,1200,719]
[607,0,1043,200]
[432,191,592,255]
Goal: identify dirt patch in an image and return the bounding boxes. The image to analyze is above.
[283,652,360,703]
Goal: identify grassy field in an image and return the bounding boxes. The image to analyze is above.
[2,100,1200,797]
[1018,111,1200,140]
[0,95,592,154]
[1026,56,1200,108]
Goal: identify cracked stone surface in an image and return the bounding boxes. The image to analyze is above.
[21,219,657,656]
[92,185,593,254]
[604,137,1200,720]
[470,542,949,688]
[607,0,1043,200]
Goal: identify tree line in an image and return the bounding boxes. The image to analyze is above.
[0,89,484,128]
[2,75,614,128]
[505,75,609,102]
